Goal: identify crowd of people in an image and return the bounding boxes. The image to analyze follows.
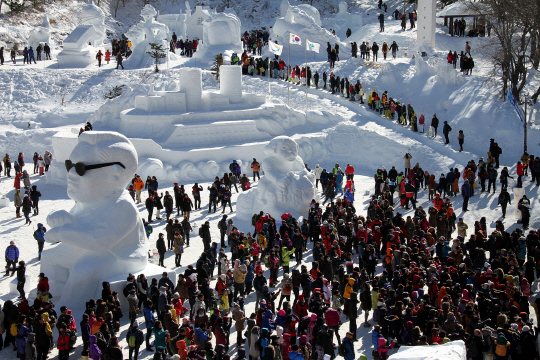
[2,131,540,360]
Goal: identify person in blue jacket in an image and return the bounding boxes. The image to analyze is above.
[261,309,275,330]
[5,240,20,276]
[442,240,451,259]
[143,300,155,351]
[344,188,354,202]
[372,325,382,348]
[342,332,355,360]
[335,171,344,195]
[34,223,47,260]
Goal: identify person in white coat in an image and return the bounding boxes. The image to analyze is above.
[313,164,323,189]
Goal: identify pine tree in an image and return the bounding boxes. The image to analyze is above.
[146,43,167,72]
[211,53,224,80]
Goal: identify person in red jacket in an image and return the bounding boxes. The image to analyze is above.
[324,308,341,345]
[57,323,71,360]
[345,164,355,180]
[517,161,527,188]
[432,193,443,211]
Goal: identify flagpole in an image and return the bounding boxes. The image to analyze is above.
[287,31,290,106]
[268,45,271,97]
[305,38,308,111]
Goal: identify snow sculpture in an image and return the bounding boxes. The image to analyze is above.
[125,5,170,68]
[332,2,363,36]
[272,4,348,60]
[80,1,106,45]
[193,11,242,64]
[57,2,106,67]
[236,136,316,221]
[417,0,437,50]
[41,131,148,304]
[280,0,289,17]
[185,6,210,40]
[28,14,53,50]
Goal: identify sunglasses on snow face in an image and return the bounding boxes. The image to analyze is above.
[65,160,125,176]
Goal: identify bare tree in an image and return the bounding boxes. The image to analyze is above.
[113,0,121,16]
[467,0,539,100]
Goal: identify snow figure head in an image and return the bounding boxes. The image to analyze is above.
[236,136,316,221]
[80,2,105,26]
[338,2,348,14]
[141,4,158,22]
[264,136,300,165]
[41,131,147,306]
[67,132,137,204]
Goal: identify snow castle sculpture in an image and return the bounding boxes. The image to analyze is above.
[236,136,317,221]
[28,14,53,51]
[125,5,170,68]
[41,131,149,305]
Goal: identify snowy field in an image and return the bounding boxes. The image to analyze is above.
[1,0,540,359]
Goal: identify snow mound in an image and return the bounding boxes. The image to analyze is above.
[389,340,466,360]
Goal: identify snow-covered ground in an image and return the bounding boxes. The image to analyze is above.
[0,0,540,359]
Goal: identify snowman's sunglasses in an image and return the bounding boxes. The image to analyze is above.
[65,160,125,176]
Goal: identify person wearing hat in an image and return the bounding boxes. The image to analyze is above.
[251,158,260,182]
[22,192,33,225]
[5,240,19,276]
[461,180,472,211]
[57,322,71,360]
[128,288,139,326]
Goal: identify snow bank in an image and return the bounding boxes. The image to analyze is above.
[389,340,466,360]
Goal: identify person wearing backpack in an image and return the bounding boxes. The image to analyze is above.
[341,332,355,360]
[277,273,292,310]
[126,322,145,360]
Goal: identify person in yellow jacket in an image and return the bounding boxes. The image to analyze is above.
[343,277,355,299]
[494,333,511,357]
[257,232,267,254]
[281,246,295,274]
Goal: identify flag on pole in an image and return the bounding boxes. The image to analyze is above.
[269,43,284,56]
[289,33,302,45]
[306,40,320,53]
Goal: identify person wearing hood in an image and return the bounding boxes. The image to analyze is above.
[341,332,355,360]
[262,310,275,330]
[126,320,144,360]
[232,302,246,346]
[277,273,292,310]
[22,193,32,225]
[89,335,101,360]
[218,215,228,248]
[157,286,169,321]
[80,313,91,352]
[377,337,396,359]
